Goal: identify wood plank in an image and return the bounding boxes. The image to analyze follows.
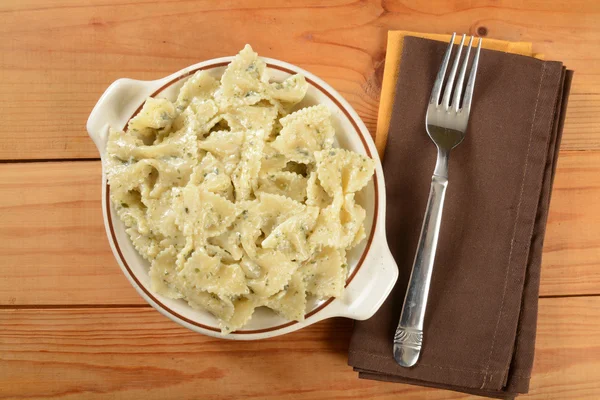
[531,296,600,398]
[540,151,600,296]
[0,296,598,399]
[0,161,141,305]
[0,0,598,160]
[0,150,598,305]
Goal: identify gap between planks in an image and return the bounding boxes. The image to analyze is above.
[4,293,600,310]
[0,158,100,164]
[0,304,151,310]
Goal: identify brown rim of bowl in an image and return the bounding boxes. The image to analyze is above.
[106,61,379,334]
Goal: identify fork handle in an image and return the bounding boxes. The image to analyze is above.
[393,174,448,367]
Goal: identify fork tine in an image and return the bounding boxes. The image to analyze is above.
[462,37,482,113]
[452,36,474,111]
[441,34,466,110]
[429,32,456,105]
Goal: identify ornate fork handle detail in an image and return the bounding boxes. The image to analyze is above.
[394,327,423,350]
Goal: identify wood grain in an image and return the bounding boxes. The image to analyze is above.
[0,150,598,306]
[0,0,598,160]
[0,161,141,305]
[540,150,600,296]
[0,1,598,398]
[0,297,598,399]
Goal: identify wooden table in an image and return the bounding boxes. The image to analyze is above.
[1,1,599,398]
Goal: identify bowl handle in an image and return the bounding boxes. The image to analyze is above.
[333,239,399,321]
[86,78,157,157]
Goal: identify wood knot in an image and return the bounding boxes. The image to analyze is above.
[89,17,107,27]
[477,26,488,37]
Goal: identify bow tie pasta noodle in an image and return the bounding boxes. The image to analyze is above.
[105,45,375,334]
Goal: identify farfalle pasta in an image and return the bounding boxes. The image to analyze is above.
[105,45,375,333]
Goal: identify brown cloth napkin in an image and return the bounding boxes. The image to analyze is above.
[348,36,573,398]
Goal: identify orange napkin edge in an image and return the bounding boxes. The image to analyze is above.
[375,31,543,158]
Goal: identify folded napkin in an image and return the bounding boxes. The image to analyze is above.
[348,32,573,398]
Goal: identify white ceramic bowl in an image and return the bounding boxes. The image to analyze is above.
[87,56,398,340]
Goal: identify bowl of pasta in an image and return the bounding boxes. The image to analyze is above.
[87,45,398,339]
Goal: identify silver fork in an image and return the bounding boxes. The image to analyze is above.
[393,33,482,368]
